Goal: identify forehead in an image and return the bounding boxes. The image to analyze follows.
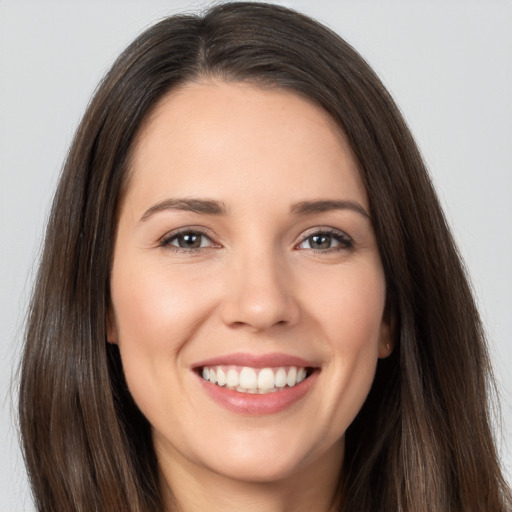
[124,80,367,213]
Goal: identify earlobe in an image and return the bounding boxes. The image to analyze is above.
[378,340,392,359]
[378,328,393,359]
[378,308,395,359]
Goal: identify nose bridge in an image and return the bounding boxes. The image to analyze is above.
[220,243,299,331]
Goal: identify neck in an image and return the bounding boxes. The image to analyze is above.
[158,441,344,512]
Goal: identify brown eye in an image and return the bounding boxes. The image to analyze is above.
[176,233,202,248]
[307,234,333,250]
[297,229,353,251]
[162,231,212,250]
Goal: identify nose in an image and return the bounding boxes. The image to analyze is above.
[219,248,301,332]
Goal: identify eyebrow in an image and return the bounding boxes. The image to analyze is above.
[139,198,227,222]
[139,197,370,222]
[291,200,370,220]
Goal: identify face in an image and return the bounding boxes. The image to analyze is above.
[109,80,391,486]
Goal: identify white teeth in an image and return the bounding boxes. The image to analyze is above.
[201,365,310,394]
[257,368,275,390]
[216,367,226,386]
[286,367,297,387]
[275,367,287,388]
[239,367,257,389]
[226,369,239,387]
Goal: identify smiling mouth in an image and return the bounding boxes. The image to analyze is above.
[198,365,314,394]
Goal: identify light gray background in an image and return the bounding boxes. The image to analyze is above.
[1,1,511,510]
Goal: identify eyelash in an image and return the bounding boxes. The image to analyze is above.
[159,227,354,253]
[159,229,216,252]
[296,228,354,252]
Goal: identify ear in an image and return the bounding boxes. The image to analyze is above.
[106,305,118,344]
[378,306,395,359]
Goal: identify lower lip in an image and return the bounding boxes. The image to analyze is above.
[196,371,317,415]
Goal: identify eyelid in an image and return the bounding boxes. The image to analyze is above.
[295,226,354,251]
[158,226,220,250]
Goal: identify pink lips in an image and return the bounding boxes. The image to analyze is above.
[193,352,317,369]
[192,352,319,415]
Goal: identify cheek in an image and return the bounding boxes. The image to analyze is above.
[111,260,215,349]
[109,260,220,421]
[307,260,386,347]
[109,259,220,411]
[305,261,386,416]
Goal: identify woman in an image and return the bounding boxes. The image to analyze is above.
[18,2,511,511]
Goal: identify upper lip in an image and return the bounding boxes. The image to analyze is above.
[192,352,319,369]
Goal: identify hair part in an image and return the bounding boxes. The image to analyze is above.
[19,2,511,511]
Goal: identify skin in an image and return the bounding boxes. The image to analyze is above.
[108,80,392,512]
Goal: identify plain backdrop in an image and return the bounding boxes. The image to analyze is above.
[1,1,511,510]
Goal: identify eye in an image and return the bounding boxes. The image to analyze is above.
[161,230,214,250]
[297,229,353,251]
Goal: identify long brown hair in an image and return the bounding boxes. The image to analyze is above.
[18,2,511,511]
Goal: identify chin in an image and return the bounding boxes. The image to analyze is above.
[208,455,307,484]
[198,432,336,485]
